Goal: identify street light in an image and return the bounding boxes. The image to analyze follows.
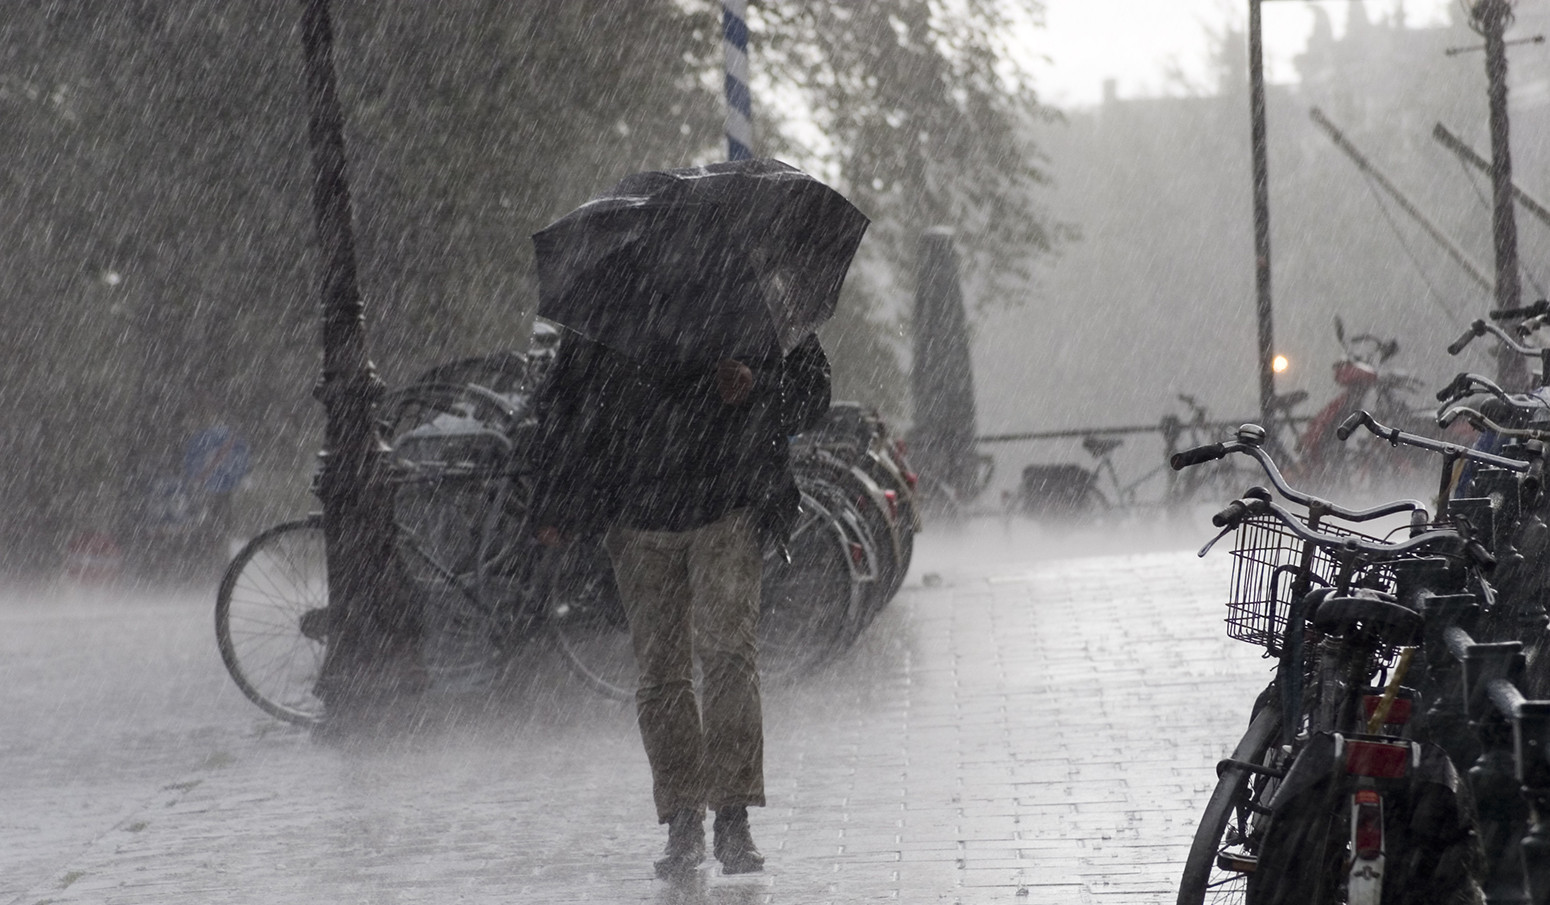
[1248,0,1276,428]
[1246,0,1344,425]
[298,0,413,721]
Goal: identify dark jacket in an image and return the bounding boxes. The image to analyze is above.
[529,333,830,543]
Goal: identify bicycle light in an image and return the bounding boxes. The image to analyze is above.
[1272,354,1290,374]
[1352,789,1385,859]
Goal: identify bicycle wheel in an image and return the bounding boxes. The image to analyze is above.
[385,382,522,688]
[1248,748,1484,905]
[215,518,328,726]
[544,541,636,701]
[392,466,511,688]
[804,452,907,609]
[760,489,862,677]
[1177,705,1281,905]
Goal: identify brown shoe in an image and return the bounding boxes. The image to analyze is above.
[713,806,765,874]
[654,809,705,879]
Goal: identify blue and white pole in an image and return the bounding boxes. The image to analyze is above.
[722,0,753,160]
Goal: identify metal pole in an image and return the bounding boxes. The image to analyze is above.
[299,0,411,718]
[1474,0,1525,385]
[1481,0,1521,314]
[1248,0,1276,425]
[1433,122,1550,232]
[1311,108,1494,294]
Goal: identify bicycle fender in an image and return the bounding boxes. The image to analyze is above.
[1266,731,1338,813]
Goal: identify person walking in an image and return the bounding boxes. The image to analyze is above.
[530,328,830,878]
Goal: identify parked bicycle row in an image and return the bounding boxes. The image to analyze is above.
[1173,302,1550,904]
[1007,316,1439,520]
[214,332,919,726]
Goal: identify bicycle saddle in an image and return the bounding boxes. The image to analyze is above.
[1082,435,1123,458]
[1310,592,1424,646]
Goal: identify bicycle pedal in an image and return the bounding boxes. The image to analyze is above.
[1216,852,1258,874]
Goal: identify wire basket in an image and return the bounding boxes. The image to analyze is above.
[1226,515,1398,652]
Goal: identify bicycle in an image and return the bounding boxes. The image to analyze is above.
[794,400,921,592]
[216,371,894,721]
[529,480,873,702]
[1291,317,1432,492]
[1171,422,1516,905]
[215,381,526,725]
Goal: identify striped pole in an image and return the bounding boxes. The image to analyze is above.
[722,0,753,160]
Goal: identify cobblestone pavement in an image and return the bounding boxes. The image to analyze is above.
[1,518,1273,905]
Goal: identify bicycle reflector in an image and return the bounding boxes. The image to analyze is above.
[1351,790,1384,860]
[1343,739,1412,779]
[1361,694,1413,726]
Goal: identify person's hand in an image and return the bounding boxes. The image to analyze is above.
[536,526,568,548]
[715,358,754,405]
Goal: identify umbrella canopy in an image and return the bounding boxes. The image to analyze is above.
[533,158,868,364]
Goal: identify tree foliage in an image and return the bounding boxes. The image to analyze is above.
[756,1,1057,308]
[0,0,1056,576]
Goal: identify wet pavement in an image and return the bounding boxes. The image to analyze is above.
[2,518,1271,904]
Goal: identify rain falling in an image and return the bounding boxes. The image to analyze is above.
[6,1,1550,903]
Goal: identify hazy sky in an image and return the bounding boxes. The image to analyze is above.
[1026,0,1456,108]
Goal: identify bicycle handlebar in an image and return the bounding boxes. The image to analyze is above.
[1449,318,1542,358]
[1448,323,1482,356]
[1334,411,1367,442]
[1171,424,1428,521]
[1336,410,1531,473]
[1489,299,1550,321]
[1211,498,1253,528]
[1435,372,1515,406]
[1214,496,1479,565]
[1169,442,1227,469]
[1437,404,1550,443]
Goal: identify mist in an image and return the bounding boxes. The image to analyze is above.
[3,2,1546,903]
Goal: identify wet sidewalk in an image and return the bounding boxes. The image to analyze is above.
[1,519,1271,905]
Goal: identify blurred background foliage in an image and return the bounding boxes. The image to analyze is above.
[0,0,1055,577]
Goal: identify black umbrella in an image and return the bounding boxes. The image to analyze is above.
[533,158,868,363]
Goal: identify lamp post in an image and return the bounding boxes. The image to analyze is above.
[298,0,412,719]
[1248,0,1275,426]
[1249,1,1526,394]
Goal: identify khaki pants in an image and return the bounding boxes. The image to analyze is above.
[605,508,765,823]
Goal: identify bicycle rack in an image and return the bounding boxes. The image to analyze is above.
[1442,624,1550,905]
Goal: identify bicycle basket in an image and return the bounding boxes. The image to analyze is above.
[1226,515,1397,652]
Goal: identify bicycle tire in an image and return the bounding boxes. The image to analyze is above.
[544,541,635,702]
[850,449,917,582]
[1177,705,1281,905]
[545,489,861,700]
[385,382,526,688]
[760,489,861,675]
[797,455,900,621]
[215,517,328,726]
[1248,750,1485,905]
[790,474,879,647]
